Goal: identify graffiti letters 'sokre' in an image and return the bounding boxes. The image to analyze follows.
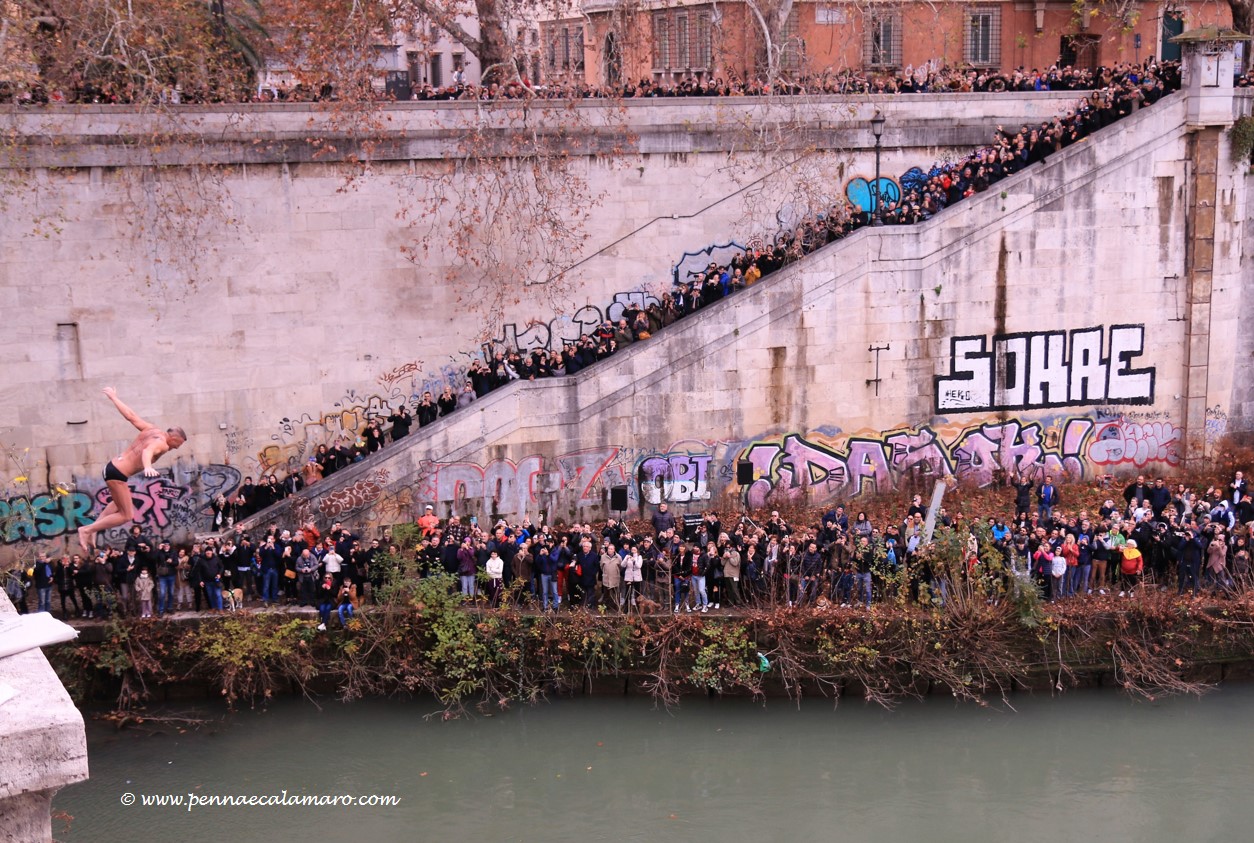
[935,325,1156,414]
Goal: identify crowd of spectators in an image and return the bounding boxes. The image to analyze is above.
[9,471,1253,625]
[414,61,1182,101]
[9,57,1205,106]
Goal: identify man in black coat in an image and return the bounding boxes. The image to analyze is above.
[387,406,413,441]
[1011,474,1034,519]
[1124,475,1150,507]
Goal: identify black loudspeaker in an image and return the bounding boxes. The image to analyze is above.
[737,460,754,485]
[609,486,628,511]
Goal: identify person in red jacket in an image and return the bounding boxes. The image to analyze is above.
[1119,540,1144,597]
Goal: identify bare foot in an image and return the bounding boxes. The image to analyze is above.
[77,525,94,555]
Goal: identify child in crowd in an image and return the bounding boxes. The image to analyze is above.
[135,569,155,619]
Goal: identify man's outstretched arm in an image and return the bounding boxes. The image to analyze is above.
[103,387,154,431]
[139,441,168,476]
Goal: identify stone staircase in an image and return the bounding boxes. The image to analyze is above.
[221,91,1188,539]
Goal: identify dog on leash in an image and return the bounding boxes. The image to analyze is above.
[223,588,245,612]
[631,596,662,615]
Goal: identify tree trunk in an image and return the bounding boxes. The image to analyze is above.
[744,0,796,86]
[473,0,515,84]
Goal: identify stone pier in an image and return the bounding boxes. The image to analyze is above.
[0,594,88,843]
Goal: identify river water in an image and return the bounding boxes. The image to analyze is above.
[55,688,1254,843]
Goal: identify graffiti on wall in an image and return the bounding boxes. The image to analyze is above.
[935,325,1156,414]
[2,462,241,546]
[251,405,1209,535]
[1206,405,1229,446]
[845,176,900,213]
[1087,417,1183,468]
[481,290,662,357]
[314,469,391,521]
[740,417,1091,508]
[410,447,628,515]
[625,409,1191,513]
[638,440,718,504]
[672,241,748,285]
[0,491,95,544]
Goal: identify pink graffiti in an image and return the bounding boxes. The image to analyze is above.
[556,448,626,503]
[951,419,1089,486]
[1087,419,1182,468]
[431,456,544,514]
[743,418,1095,506]
[884,427,954,480]
[94,479,184,530]
[423,448,623,512]
[317,469,390,520]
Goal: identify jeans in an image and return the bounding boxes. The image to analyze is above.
[204,581,223,611]
[672,576,688,609]
[157,575,176,615]
[319,601,333,625]
[690,575,708,608]
[338,603,354,625]
[1071,565,1090,597]
[36,586,52,613]
[855,572,873,607]
[795,577,816,606]
[540,573,560,610]
[459,574,476,598]
[261,569,279,604]
[836,573,854,603]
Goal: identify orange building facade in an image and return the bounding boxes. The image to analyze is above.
[538,1,1235,87]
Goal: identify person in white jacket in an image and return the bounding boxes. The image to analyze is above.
[486,551,504,608]
[621,546,644,610]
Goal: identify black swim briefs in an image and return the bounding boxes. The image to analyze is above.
[103,460,129,483]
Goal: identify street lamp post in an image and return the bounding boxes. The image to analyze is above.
[870,110,885,226]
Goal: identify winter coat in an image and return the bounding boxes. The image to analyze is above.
[600,554,622,588]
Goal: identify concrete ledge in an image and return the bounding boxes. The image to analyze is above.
[0,594,88,843]
[0,92,1095,168]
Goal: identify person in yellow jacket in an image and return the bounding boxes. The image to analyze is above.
[1119,539,1143,597]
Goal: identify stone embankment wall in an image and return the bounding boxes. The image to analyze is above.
[0,91,1249,549]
